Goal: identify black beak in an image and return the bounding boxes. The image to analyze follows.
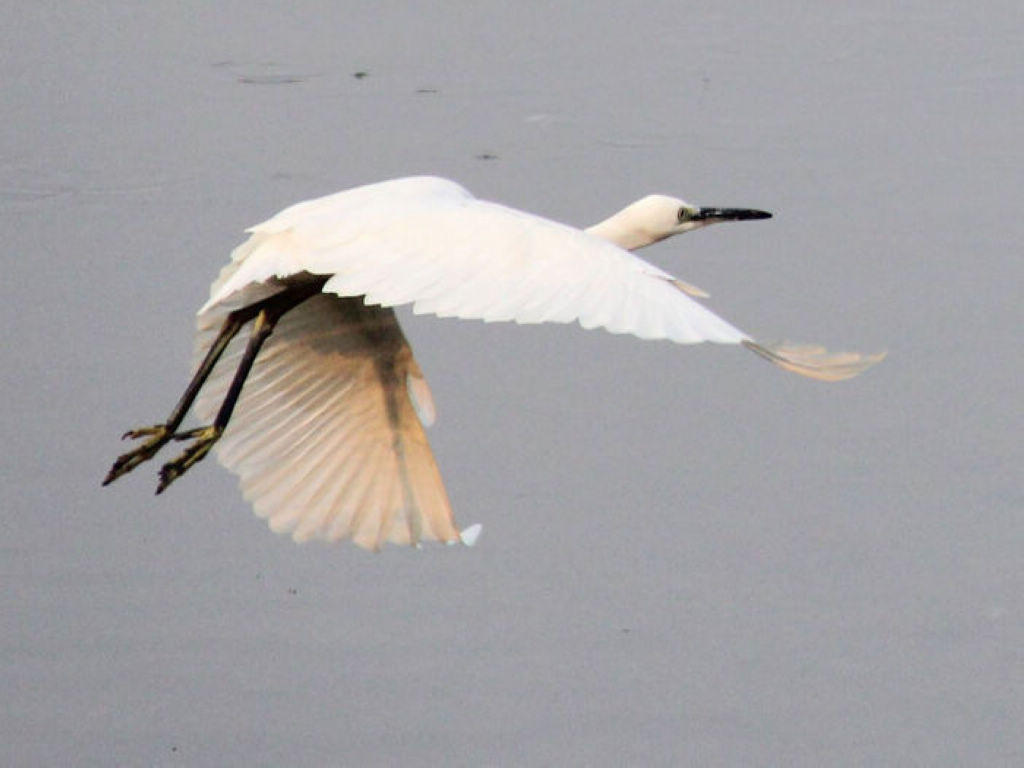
[693,207,772,222]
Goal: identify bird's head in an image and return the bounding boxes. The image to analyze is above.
[586,194,772,251]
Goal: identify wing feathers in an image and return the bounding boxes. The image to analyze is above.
[203,178,749,346]
[193,293,460,549]
[742,341,887,382]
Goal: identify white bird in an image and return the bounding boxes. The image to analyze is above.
[104,176,883,550]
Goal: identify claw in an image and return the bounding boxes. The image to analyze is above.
[103,424,174,486]
[156,426,222,494]
[120,425,167,441]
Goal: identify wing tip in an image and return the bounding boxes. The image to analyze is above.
[744,340,886,382]
[457,523,483,547]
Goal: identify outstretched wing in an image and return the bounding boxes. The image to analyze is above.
[193,292,460,550]
[201,176,749,346]
[189,177,881,549]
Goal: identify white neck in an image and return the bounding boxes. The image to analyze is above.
[585,212,656,251]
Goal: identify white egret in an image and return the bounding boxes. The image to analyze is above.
[104,176,883,550]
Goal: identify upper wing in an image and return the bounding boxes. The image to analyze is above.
[200,177,749,346]
[193,292,460,550]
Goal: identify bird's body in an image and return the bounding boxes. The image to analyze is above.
[105,176,882,550]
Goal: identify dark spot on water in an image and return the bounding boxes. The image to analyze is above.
[237,74,305,86]
[353,71,369,79]
[475,153,498,161]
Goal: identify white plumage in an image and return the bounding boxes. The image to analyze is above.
[106,176,883,550]
[202,177,746,343]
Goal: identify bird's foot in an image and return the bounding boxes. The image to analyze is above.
[103,424,174,486]
[156,425,223,494]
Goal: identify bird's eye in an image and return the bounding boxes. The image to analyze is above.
[677,207,690,223]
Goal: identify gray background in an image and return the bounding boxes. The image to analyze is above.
[3,2,1021,765]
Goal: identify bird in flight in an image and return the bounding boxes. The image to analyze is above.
[103,176,883,550]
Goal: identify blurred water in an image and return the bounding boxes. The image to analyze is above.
[2,2,1021,765]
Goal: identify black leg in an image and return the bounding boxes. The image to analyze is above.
[155,307,278,493]
[103,275,328,491]
[102,310,251,486]
[153,279,328,493]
